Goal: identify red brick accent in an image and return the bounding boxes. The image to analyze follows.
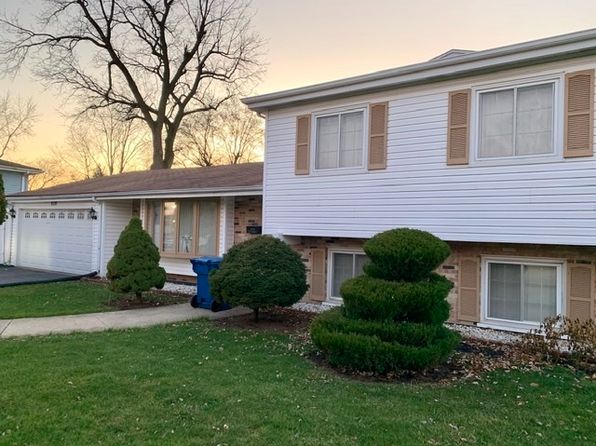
[234,196,263,245]
[290,237,596,324]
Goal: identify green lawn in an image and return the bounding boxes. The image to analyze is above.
[0,281,186,319]
[0,320,593,445]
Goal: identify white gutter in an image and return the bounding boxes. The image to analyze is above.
[243,27,596,112]
[0,166,43,175]
[7,186,263,203]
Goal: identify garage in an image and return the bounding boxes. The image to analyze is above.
[16,209,96,275]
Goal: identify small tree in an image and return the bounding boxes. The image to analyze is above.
[107,217,166,300]
[0,175,7,225]
[210,236,308,321]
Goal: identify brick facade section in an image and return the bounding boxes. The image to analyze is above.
[234,196,263,245]
[291,236,596,324]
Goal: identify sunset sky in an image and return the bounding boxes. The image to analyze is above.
[3,0,596,165]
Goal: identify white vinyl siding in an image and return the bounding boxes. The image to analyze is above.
[100,200,133,276]
[314,109,365,170]
[478,82,556,159]
[263,59,596,246]
[482,258,563,330]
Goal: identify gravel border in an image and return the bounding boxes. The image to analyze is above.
[161,282,196,296]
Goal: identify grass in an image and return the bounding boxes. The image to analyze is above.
[0,320,594,445]
[0,281,186,319]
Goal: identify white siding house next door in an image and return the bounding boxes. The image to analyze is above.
[17,209,95,274]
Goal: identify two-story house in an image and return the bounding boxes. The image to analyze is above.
[244,28,596,332]
[0,159,42,264]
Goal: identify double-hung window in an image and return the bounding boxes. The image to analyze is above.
[484,259,562,327]
[315,109,365,170]
[147,199,219,257]
[477,82,556,159]
[329,251,368,299]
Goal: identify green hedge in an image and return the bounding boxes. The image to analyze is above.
[311,308,461,373]
[341,274,452,325]
[363,228,451,282]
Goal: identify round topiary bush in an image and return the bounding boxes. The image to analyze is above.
[310,228,459,373]
[107,217,167,300]
[210,235,308,321]
[363,228,450,282]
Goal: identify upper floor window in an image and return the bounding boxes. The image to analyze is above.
[477,82,555,159]
[315,109,365,170]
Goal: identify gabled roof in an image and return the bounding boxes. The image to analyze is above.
[0,159,42,174]
[243,28,596,112]
[429,49,475,61]
[10,162,263,200]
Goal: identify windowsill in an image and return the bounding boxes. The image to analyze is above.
[160,253,218,260]
[478,320,541,334]
[309,166,368,177]
[469,153,564,168]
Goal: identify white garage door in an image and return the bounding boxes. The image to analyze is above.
[17,209,95,274]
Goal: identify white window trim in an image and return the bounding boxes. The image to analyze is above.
[470,74,564,167]
[479,256,565,332]
[311,105,368,175]
[326,248,367,302]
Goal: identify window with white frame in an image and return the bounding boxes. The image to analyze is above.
[477,82,556,159]
[146,199,219,257]
[329,251,368,298]
[315,109,365,170]
[484,259,562,326]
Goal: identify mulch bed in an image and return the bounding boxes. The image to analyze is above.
[215,306,596,384]
[215,307,317,335]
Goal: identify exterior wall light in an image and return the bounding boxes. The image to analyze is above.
[89,207,98,220]
[9,207,16,219]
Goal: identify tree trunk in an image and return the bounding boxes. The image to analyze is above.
[151,126,166,169]
[136,291,143,302]
[163,133,176,169]
[254,307,259,322]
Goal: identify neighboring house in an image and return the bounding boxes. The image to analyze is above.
[243,28,596,332]
[0,159,42,264]
[7,163,263,280]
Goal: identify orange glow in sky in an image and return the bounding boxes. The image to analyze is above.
[3,0,596,164]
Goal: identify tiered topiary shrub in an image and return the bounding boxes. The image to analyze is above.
[310,228,460,373]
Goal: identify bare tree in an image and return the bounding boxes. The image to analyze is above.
[0,0,263,169]
[27,155,72,190]
[61,108,149,179]
[0,93,37,158]
[178,99,262,166]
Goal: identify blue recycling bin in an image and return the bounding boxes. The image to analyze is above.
[190,256,229,312]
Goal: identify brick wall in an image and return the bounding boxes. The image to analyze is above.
[291,236,596,324]
[234,196,263,245]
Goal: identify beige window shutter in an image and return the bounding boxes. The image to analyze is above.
[566,263,594,321]
[309,248,327,301]
[447,89,471,165]
[368,102,388,170]
[295,115,311,175]
[457,257,480,322]
[564,70,594,158]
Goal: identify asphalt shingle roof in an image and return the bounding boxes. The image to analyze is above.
[11,162,263,198]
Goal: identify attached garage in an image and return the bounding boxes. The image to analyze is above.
[16,208,96,275]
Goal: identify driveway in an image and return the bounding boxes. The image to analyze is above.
[0,266,92,288]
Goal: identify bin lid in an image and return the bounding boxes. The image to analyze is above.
[190,256,223,265]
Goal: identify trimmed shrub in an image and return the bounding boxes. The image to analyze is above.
[107,217,166,299]
[210,235,308,321]
[341,274,452,324]
[310,227,458,373]
[311,308,460,373]
[0,175,7,225]
[363,228,450,282]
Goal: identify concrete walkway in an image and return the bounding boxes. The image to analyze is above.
[0,304,250,339]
